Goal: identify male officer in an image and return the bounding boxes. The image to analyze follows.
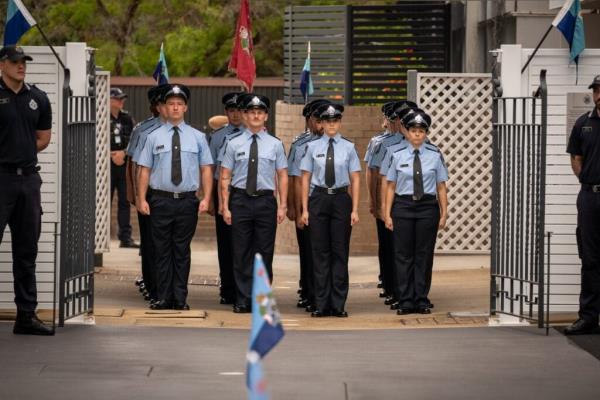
[565,75,600,335]
[110,87,139,248]
[220,94,288,313]
[209,92,244,304]
[137,84,213,310]
[0,45,52,335]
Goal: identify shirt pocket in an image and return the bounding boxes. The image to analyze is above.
[152,142,171,167]
[181,142,200,185]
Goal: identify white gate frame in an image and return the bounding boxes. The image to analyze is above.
[95,72,110,254]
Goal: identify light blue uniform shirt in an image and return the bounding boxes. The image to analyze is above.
[214,128,245,180]
[379,141,407,177]
[368,133,404,169]
[209,124,244,163]
[132,119,163,163]
[138,122,213,193]
[127,117,160,157]
[364,131,390,163]
[300,133,361,193]
[287,131,310,173]
[289,133,318,177]
[386,143,448,196]
[221,129,287,191]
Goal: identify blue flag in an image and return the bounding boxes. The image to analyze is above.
[552,0,585,64]
[152,43,170,85]
[246,254,285,400]
[3,0,36,46]
[299,42,314,103]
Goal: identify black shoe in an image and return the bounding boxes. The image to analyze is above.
[311,310,330,318]
[378,291,388,298]
[120,239,140,249]
[417,307,432,314]
[377,280,383,289]
[142,291,151,301]
[390,302,401,310]
[332,310,348,318]
[297,299,310,308]
[13,312,54,336]
[397,307,414,315]
[150,300,172,310]
[384,296,396,306]
[564,319,599,335]
[138,283,146,293]
[135,278,144,287]
[233,304,251,314]
[305,304,316,313]
[220,297,235,305]
[174,303,190,311]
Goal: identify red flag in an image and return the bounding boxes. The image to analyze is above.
[228,0,256,92]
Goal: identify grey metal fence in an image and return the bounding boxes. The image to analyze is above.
[490,69,548,327]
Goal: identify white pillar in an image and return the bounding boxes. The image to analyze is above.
[65,42,88,97]
[499,44,523,97]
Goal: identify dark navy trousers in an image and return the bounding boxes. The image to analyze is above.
[576,189,600,324]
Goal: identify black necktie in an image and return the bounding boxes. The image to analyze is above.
[325,138,335,188]
[171,126,182,185]
[413,149,424,200]
[246,135,258,195]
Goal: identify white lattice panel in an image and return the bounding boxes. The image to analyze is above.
[417,74,492,253]
[95,72,110,253]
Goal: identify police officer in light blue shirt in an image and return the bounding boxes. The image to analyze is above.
[137,84,213,311]
[384,110,448,316]
[300,103,361,318]
[220,93,288,313]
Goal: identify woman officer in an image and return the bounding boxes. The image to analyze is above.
[300,103,361,318]
[383,110,448,315]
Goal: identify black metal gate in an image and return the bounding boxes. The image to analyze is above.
[58,60,97,326]
[490,69,548,327]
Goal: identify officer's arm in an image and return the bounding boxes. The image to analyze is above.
[137,166,151,215]
[301,171,311,225]
[220,167,232,213]
[350,171,360,225]
[294,176,303,221]
[276,168,288,224]
[36,129,51,152]
[437,182,448,230]
[199,165,213,213]
[570,155,583,178]
[384,181,396,230]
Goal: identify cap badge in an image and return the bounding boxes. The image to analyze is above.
[414,115,424,124]
[251,96,261,105]
[232,94,238,103]
[29,99,38,110]
[327,105,336,116]
[172,86,182,94]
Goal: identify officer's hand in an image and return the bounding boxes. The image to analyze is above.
[301,211,309,226]
[277,207,286,225]
[286,207,296,221]
[369,204,376,217]
[438,215,447,230]
[351,211,360,226]
[111,150,126,166]
[384,216,393,231]
[207,199,215,216]
[199,198,210,214]
[295,215,305,230]
[138,200,150,216]
[223,209,232,225]
[218,203,224,216]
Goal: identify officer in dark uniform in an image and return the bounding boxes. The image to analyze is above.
[301,103,362,317]
[220,94,288,313]
[384,110,448,315]
[565,75,600,335]
[137,84,213,310]
[209,92,244,305]
[110,87,139,248]
[0,45,53,335]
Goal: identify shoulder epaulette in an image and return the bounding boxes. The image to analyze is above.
[341,136,353,143]
[292,132,309,143]
[425,143,439,152]
[393,145,408,154]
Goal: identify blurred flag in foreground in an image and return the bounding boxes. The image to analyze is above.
[246,254,285,400]
[4,0,36,46]
[299,41,314,103]
[152,42,169,85]
[552,0,585,64]
[228,0,256,92]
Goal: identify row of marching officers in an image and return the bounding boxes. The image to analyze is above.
[128,83,449,317]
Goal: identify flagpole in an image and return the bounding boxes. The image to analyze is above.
[521,25,553,74]
[35,24,67,71]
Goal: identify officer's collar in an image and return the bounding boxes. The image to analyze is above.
[323,133,341,143]
[165,121,187,131]
[591,107,600,119]
[245,128,266,138]
[0,78,30,93]
[408,143,423,154]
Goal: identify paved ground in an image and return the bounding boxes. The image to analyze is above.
[0,323,599,400]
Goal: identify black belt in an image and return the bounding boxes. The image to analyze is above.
[395,194,436,201]
[149,188,196,199]
[230,186,274,197]
[313,186,348,195]
[582,184,600,193]
[0,165,40,176]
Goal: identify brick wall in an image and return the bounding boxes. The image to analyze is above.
[275,101,382,256]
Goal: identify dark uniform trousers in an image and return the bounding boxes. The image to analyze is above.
[230,192,277,307]
[576,188,600,324]
[111,161,132,241]
[375,218,386,285]
[213,181,235,300]
[382,220,395,297]
[296,225,314,303]
[150,195,199,305]
[0,171,42,312]
[138,202,156,299]
[392,195,439,309]
[309,191,352,312]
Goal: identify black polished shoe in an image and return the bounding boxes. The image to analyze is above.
[564,319,600,335]
[332,310,348,318]
[377,280,383,289]
[378,291,388,298]
[384,296,396,306]
[397,307,414,315]
[220,297,235,305]
[296,299,310,308]
[390,302,401,310]
[305,304,316,313]
[13,312,54,336]
[150,300,172,310]
[135,278,144,287]
[417,307,432,314]
[233,304,251,314]
[311,310,330,318]
[120,239,140,249]
[174,303,190,311]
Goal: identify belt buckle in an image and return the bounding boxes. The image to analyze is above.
[327,188,335,195]
[593,185,600,193]
[16,168,23,176]
[173,192,180,199]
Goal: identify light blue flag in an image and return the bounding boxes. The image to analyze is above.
[246,254,285,400]
[3,0,36,46]
[299,41,314,103]
[152,42,170,85]
[552,0,585,64]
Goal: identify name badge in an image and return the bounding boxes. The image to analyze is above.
[316,154,325,158]
[582,127,593,133]
[0,98,9,105]
[156,145,164,150]
[115,135,122,144]
[237,152,246,157]
[400,164,408,168]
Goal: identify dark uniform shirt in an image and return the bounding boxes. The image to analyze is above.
[0,79,52,169]
[110,110,135,151]
[567,107,600,184]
